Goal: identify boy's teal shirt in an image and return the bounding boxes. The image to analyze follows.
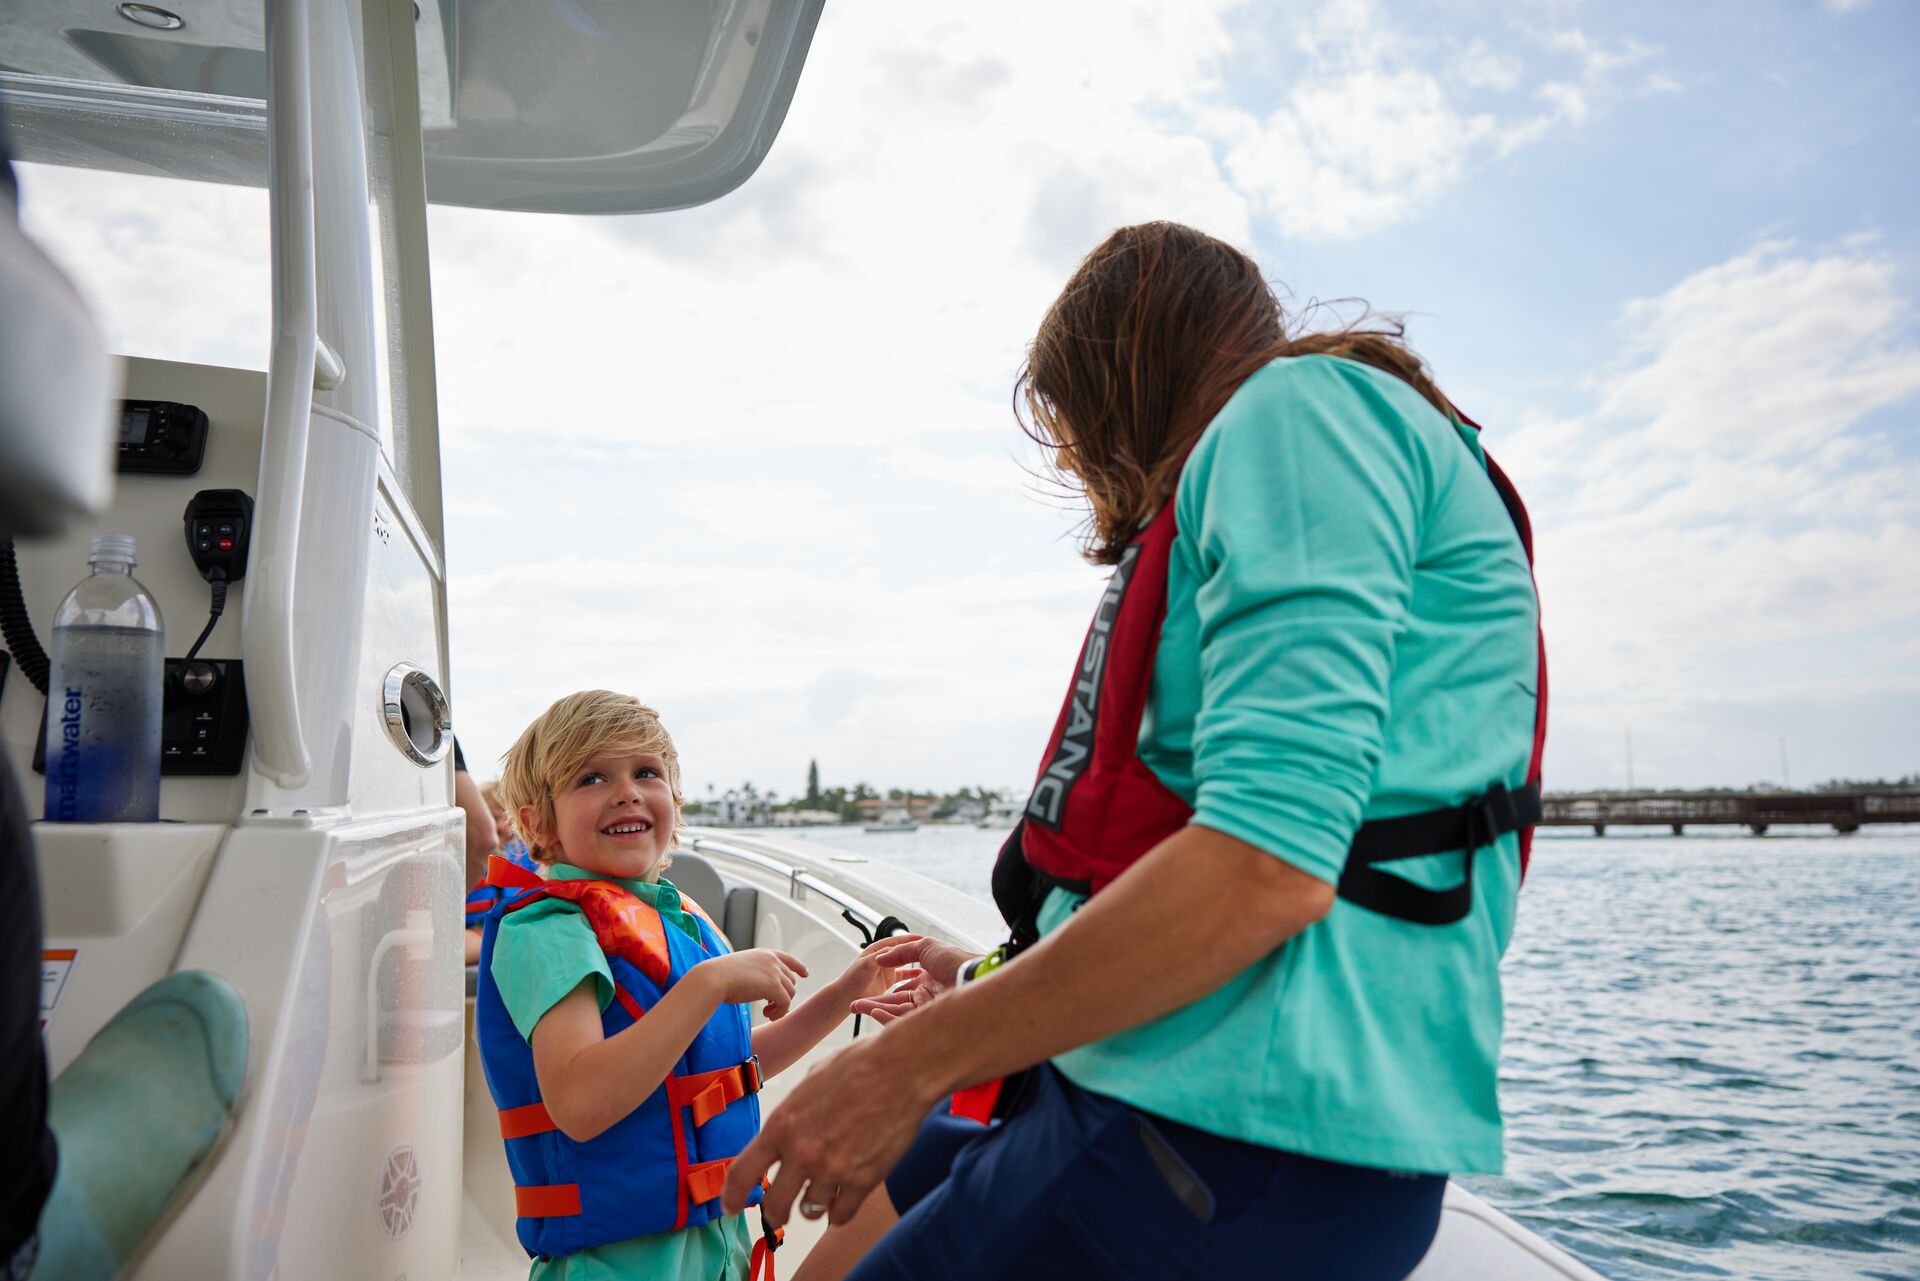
[1040,356,1538,1176]
[490,863,751,1280]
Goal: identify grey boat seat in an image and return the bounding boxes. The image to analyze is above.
[667,852,758,952]
[667,852,727,924]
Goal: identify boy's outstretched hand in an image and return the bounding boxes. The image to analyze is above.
[696,948,808,1020]
[848,937,981,1025]
[831,934,927,1005]
[746,935,926,1081]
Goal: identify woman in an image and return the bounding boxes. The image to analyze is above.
[725,222,1544,1280]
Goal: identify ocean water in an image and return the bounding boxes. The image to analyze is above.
[780,822,1920,1280]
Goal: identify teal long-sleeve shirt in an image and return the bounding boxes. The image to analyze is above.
[1039,355,1539,1175]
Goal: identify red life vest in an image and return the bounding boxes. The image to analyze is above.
[993,419,1547,938]
[957,418,1546,1128]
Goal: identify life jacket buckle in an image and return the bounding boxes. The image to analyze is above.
[750,1207,784,1281]
[741,1054,763,1095]
[1467,782,1516,850]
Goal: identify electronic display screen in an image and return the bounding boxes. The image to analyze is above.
[119,408,149,444]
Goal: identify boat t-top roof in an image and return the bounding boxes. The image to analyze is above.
[0,0,822,213]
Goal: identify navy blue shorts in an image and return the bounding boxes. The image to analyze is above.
[852,1065,1446,1281]
[882,1101,997,1211]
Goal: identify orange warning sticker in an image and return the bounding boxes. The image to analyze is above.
[41,948,77,1028]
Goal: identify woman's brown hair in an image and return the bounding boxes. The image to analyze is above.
[1015,221,1450,565]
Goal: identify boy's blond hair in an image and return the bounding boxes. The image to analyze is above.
[499,691,685,864]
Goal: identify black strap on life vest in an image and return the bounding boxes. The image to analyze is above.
[1335,780,1542,927]
[994,778,1541,941]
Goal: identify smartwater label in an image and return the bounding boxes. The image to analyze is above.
[45,686,85,822]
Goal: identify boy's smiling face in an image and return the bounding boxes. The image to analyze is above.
[526,744,678,881]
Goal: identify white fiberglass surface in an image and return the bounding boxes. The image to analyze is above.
[1,0,824,214]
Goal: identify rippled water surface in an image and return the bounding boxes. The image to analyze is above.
[781,823,1920,1279]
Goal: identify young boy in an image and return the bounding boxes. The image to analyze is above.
[474,691,911,1280]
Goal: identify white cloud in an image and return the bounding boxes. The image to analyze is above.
[1498,240,1920,787]
[17,165,270,371]
[1214,5,1655,237]
[21,1,1660,425]
[1454,40,1525,93]
[882,447,1034,495]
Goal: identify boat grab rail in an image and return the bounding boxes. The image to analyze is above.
[241,0,317,787]
[685,834,888,937]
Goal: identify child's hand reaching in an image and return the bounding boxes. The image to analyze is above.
[831,934,927,1006]
[847,937,980,1026]
[696,948,808,1020]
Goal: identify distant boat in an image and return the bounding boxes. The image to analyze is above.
[864,807,919,833]
[976,799,1022,827]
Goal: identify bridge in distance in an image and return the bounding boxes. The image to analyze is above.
[1540,790,1920,836]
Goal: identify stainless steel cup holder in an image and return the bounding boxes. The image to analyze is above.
[382,663,451,766]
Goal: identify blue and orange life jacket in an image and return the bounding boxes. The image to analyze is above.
[465,838,538,929]
[473,856,768,1262]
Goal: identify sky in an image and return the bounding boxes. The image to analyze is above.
[17,0,1920,800]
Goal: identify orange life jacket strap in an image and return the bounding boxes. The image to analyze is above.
[498,1100,558,1140]
[515,1183,583,1218]
[667,1057,763,1127]
[488,854,547,892]
[684,1158,733,1207]
[750,1223,783,1281]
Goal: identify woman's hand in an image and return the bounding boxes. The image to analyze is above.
[848,936,980,1025]
[694,948,807,1020]
[830,934,926,1005]
[724,1032,946,1228]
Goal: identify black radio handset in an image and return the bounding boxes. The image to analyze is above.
[179,490,253,673]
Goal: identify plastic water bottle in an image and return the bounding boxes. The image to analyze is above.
[43,534,165,822]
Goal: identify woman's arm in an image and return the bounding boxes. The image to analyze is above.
[453,766,496,878]
[882,824,1331,1086]
[723,823,1333,1224]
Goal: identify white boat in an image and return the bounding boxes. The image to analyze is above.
[863,808,920,833]
[976,798,1023,827]
[0,2,1605,1277]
